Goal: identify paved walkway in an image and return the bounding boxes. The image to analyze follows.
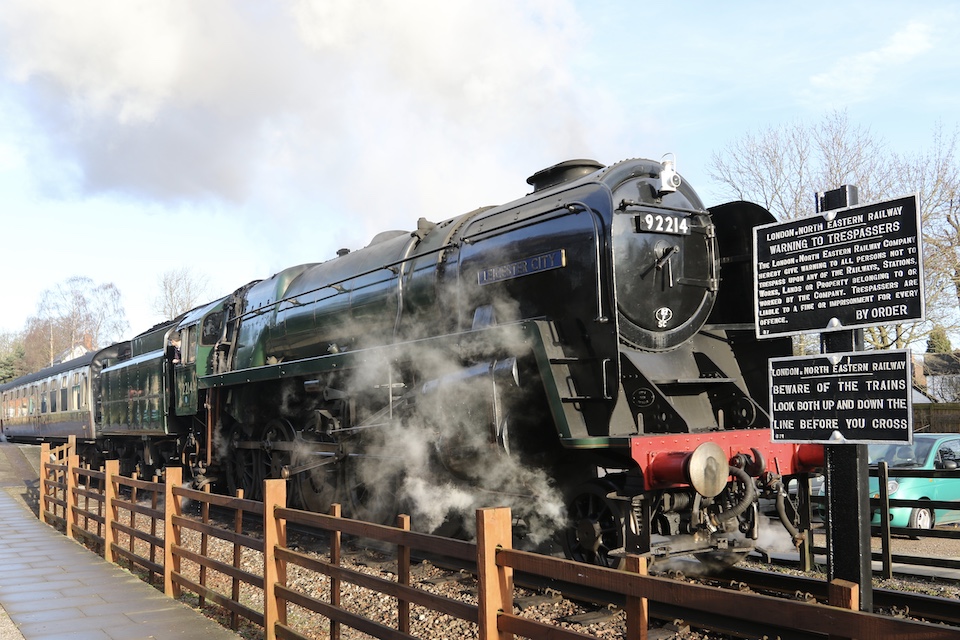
[0,443,240,640]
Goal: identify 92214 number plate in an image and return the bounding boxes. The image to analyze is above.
[636,212,690,235]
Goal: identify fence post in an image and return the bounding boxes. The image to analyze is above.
[476,507,513,640]
[798,473,814,572]
[263,478,287,640]
[39,443,51,524]
[330,503,341,640]
[164,466,183,598]
[199,483,210,608]
[828,578,858,640]
[624,555,649,640]
[129,472,139,559]
[877,462,892,579]
[231,488,244,631]
[65,438,79,540]
[397,514,411,634]
[103,459,120,563]
[149,474,160,586]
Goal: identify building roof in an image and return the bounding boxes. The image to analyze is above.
[924,353,960,376]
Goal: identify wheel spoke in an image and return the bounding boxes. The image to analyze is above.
[563,481,627,569]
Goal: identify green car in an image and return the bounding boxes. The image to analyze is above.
[869,433,960,530]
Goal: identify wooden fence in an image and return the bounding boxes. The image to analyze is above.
[38,439,951,640]
[801,463,960,578]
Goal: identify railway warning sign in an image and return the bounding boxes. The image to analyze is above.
[769,350,913,444]
[754,194,923,338]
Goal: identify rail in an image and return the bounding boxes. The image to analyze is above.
[37,440,953,640]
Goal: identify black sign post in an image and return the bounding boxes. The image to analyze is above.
[754,187,928,612]
[814,187,873,613]
[752,185,928,610]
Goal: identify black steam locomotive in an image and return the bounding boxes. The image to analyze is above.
[1,157,822,567]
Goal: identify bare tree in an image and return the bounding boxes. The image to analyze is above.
[708,110,897,220]
[22,276,129,370]
[708,110,960,350]
[152,267,211,321]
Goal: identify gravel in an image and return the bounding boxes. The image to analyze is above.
[7,444,959,640]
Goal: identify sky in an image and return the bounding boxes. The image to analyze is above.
[0,1,958,342]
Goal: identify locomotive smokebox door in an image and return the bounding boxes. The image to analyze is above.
[611,190,718,351]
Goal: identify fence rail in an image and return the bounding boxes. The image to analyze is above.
[801,462,960,578]
[37,439,952,640]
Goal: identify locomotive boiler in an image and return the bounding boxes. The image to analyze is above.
[1,157,822,568]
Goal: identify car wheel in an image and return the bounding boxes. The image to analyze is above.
[907,506,933,538]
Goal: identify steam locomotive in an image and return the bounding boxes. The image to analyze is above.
[1,157,823,568]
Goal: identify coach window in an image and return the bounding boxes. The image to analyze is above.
[41,383,48,414]
[50,380,57,413]
[60,376,68,412]
[80,375,88,409]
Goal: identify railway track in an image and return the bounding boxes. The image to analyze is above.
[718,565,960,627]
[191,498,960,639]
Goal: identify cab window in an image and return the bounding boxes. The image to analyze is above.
[202,312,223,346]
[183,326,198,364]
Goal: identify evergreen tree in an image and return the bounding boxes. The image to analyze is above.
[0,341,26,384]
[926,325,953,354]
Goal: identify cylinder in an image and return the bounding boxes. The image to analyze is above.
[648,442,729,498]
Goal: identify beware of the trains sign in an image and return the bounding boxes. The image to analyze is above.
[769,350,913,444]
[753,194,923,338]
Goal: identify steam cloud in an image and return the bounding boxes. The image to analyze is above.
[341,321,569,546]
[0,1,605,246]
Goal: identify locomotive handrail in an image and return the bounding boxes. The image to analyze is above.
[616,198,713,216]
[568,201,609,324]
[234,240,458,322]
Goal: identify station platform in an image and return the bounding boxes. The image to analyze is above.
[0,442,239,640]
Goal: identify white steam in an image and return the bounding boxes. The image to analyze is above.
[755,516,802,554]
[345,321,568,545]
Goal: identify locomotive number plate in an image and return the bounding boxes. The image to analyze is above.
[636,212,690,235]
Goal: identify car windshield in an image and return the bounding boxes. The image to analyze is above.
[868,440,936,468]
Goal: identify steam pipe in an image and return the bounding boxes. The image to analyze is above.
[775,488,803,547]
[716,465,756,522]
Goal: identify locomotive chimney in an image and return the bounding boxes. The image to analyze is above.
[526,159,604,192]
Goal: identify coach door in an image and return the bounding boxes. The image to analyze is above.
[172,325,199,417]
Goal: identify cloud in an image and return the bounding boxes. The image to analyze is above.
[0,141,24,173]
[0,0,599,240]
[806,20,937,103]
